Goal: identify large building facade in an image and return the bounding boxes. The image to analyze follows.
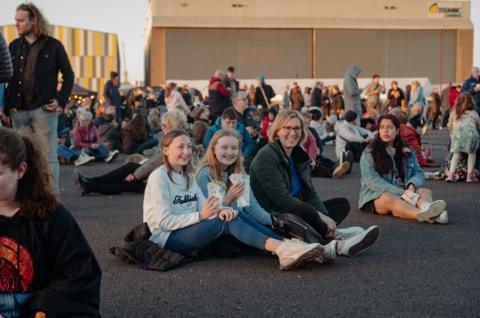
[1,25,119,94]
[145,0,473,85]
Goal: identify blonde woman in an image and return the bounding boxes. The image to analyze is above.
[250,109,380,257]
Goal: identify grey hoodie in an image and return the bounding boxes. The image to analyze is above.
[343,65,363,115]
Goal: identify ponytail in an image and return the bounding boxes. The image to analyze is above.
[16,136,58,218]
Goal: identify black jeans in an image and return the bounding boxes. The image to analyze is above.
[345,142,366,162]
[278,197,350,243]
[86,163,145,194]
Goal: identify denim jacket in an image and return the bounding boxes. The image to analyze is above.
[358,146,425,208]
[196,166,272,226]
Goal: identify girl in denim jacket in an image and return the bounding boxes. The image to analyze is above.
[359,114,448,224]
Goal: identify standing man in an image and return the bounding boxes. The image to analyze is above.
[104,71,122,124]
[224,66,239,94]
[5,3,74,193]
[254,74,275,109]
[363,74,385,113]
[461,67,480,114]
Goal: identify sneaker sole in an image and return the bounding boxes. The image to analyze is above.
[346,226,380,257]
[417,200,446,222]
[280,245,324,271]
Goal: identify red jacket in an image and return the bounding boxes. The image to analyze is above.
[73,123,100,150]
[261,116,272,141]
[400,124,438,167]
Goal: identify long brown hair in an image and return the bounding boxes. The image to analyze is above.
[455,92,475,118]
[0,128,57,218]
[161,130,194,189]
[197,129,245,189]
[165,82,177,99]
[371,114,407,180]
[126,114,148,141]
[16,3,51,37]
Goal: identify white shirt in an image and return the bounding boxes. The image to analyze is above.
[143,165,205,247]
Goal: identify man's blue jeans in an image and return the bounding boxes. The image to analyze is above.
[164,212,283,255]
[11,108,59,194]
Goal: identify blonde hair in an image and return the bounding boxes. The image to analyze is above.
[16,3,51,37]
[162,111,187,131]
[267,109,306,145]
[197,129,245,188]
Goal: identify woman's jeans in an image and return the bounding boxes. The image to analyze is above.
[135,137,159,154]
[84,143,110,160]
[164,211,283,255]
[57,144,80,161]
[278,197,350,242]
[86,163,145,194]
[0,293,31,318]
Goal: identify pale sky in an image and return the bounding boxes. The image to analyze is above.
[0,0,479,83]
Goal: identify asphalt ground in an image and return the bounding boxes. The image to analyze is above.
[59,128,480,317]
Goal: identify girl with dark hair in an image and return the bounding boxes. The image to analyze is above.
[359,114,448,223]
[143,129,329,270]
[0,128,101,317]
[122,113,159,154]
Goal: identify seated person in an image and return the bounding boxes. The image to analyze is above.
[250,109,379,257]
[390,109,439,168]
[203,107,256,166]
[122,112,159,155]
[95,105,122,150]
[144,129,327,271]
[75,111,197,196]
[72,110,119,163]
[359,114,448,224]
[0,128,101,317]
[335,110,375,170]
[301,111,350,178]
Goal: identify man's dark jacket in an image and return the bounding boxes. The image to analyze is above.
[5,35,74,114]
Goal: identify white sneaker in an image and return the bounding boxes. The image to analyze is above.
[105,150,120,163]
[335,226,365,240]
[417,200,446,222]
[275,240,323,271]
[74,154,96,167]
[432,210,448,224]
[289,239,336,264]
[332,161,350,178]
[339,226,380,257]
[314,240,337,264]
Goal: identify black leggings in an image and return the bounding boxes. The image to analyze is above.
[278,197,350,242]
[85,163,146,195]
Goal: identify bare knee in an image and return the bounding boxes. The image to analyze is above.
[417,188,432,197]
[374,192,399,214]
